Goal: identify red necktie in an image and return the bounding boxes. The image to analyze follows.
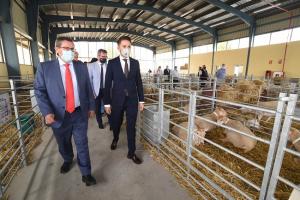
[65,63,75,113]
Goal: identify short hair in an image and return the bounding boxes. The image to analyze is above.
[97,49,107,54]
[55,37,73,47]
[117,36,131,45]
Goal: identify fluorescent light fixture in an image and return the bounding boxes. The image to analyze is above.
[72,25,75,31]
[210,21,225,27]
[184,31,194,36]
[143,32,149,36]
[253,3,282,14]
[73,37,76,40]
[158,24,166,29]
[180,9,194,17]
[113,15,119,21]
[166,37,175,41]
[125,0,130,5]
[100,37,103,40]
[106,26,110,31]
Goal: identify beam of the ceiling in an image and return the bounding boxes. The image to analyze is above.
[202,0,254,26]
[38,0,216,36]
[51,27,172,46]
[73,38,155,51]
[46,15,191,41]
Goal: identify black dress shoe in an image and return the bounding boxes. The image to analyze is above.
[111,140,118,150]
[127,154,142,164]
[60,162,72,174]
[82,175,97,186]
[98,123,104,129]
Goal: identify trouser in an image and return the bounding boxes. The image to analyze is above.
[111,97,138,157]
[52,108,91,176]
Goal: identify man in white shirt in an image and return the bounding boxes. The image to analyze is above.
[87,49,111,129]
[104,36,144,164]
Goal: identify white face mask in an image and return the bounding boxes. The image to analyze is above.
[120,47,130,58]
[60,50,74,63]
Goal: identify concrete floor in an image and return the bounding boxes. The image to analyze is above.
[7,118,192,200]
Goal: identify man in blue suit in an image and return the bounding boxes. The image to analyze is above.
[34,37,97,186]
[104,36,144,164]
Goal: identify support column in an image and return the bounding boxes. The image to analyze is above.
[171,41,176,69]
[245,24,256,78]
[49,31,57,60]
[0,0,20,77]
[188,38,193,74]
[211,35,218,76]
[26,0,39,71]
[41,19,49,61]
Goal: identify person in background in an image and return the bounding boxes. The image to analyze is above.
[156,66,162,75]
[216,64,227,80]
[104,36,144,164]
[200,65,209,87]
[87,49,112,130]
[73,51,79,61]
[172,66,179,89]
[197,66,202,77]
[163,66,171,88]
[90,58,98,63]
[34,37,96,186]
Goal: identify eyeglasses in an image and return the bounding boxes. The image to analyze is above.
[60,47,75,51]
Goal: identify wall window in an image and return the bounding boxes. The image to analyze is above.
[175,48,189,58]
[0,34,4,63]
[38,46,45,62]
[217,41,227,51]
[227,39,239,50]
[74,41,153,73]
[193,44,213,54]
[156,51,172,70]
[270,29,292,45]
[239,37,250,48]
[291,27,300,42]
[15,32,32,65]
[254,33,271,47]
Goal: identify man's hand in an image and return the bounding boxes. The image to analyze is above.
[105,107,111,115]
[139,102,144,112]
[89,111,95,118]
[45,114,55,125]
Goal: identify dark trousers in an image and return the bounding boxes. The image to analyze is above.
[111,97,138,157]
[95,89,111,126]
[52,108,91,176]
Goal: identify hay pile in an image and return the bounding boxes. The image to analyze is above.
[142,114,300,200]
[0,113,44,196]
[217,80,266,104]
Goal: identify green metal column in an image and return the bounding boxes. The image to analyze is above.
[188,38,193,74]
[41,19,49,61]
[49,31,57,60]
[211,35,218,76]
[245,24,256,78]
[0,0,20,77]
[26,0,39,71]
[171,41,176,69]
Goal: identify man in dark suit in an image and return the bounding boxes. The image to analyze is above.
[34,37,97,186]
[104,36,144,164]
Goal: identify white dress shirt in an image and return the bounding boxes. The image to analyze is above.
[58,58,80,108]
[119,55,130,73]
[104,55,143,108]
[98,61,107,86]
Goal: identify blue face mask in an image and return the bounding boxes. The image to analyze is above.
[60,50,74,63]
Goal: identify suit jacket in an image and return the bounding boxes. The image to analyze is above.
[104,56,144,107]
[87,61,107,97]
[34,59,95,128]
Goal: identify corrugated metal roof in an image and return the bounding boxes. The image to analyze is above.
[40,0,300,49]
